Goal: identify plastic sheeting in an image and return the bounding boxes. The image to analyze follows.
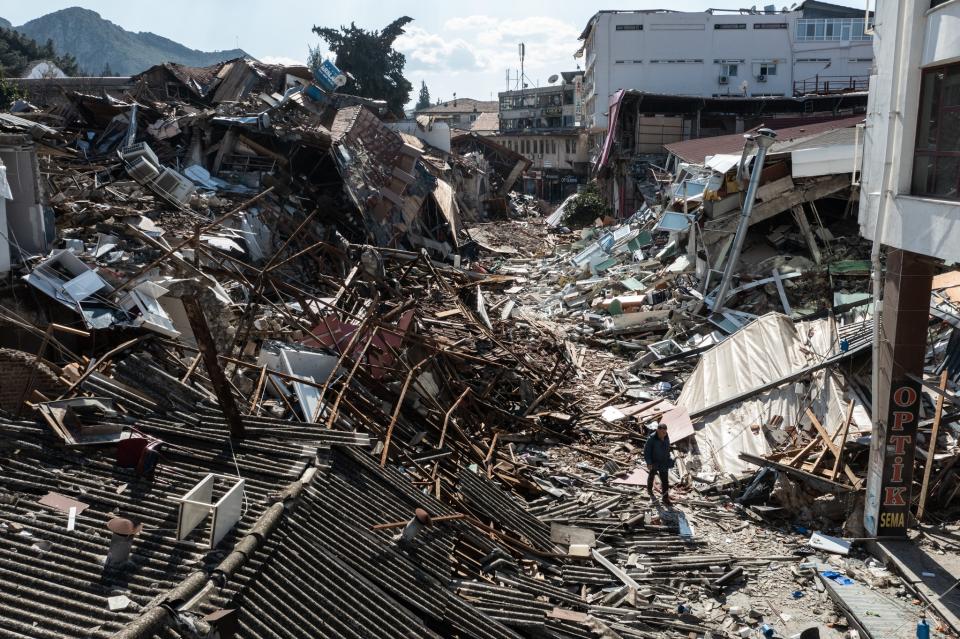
[678,313,847,476]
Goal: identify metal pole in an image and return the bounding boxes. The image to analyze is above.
[712,128,777,311]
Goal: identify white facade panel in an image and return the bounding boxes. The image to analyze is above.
[922,1,960,67]
[858,0,960,262]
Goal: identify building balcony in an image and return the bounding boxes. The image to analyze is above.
[793,74,870,96]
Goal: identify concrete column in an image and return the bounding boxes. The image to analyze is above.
[864,249,934,536]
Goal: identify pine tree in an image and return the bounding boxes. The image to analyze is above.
[312,17,413,118]
[0,28,79,77]
[415,81,430,111]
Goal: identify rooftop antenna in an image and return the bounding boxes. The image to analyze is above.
[548,74,559,84]
[519,43,526,89]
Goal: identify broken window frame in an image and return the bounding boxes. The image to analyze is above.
[911,61,960,201]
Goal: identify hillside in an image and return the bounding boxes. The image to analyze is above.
[0,26,79,78]
[10,7,248,75]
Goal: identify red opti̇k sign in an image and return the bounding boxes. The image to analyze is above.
[878,383,919,535]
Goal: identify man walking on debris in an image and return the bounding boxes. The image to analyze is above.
[644,423,674,506]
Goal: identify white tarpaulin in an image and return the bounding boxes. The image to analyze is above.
[678,313,845,476]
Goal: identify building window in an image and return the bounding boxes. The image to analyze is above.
[720,63,738,77]
[714,23,746,29]
[753,61,777,77]
[166,83,191,100]
[795,18,871,41]
[754,23,787,29]
[912,63,960,200]
[615,24,643,30]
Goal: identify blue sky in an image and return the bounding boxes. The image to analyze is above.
[3,1,865,105]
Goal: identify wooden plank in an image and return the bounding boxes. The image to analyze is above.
[830,400,856,481]
[809,409,848,474]
[917,369,948,521]
[806,409,860,486]
[740,452,857,494]
[182,295,245,438]
[787,433,822,467]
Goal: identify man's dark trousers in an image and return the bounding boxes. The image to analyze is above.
[647,466,668,499]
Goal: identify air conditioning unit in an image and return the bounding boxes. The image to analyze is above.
[719,75,729,85]
[756,74,768,82]
[121,142,160,168]
[150,168,196,205]
[127,157,161,183]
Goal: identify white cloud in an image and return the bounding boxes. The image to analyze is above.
[396,14,581,101]
[443,15,499,31]
[396,26,484,73]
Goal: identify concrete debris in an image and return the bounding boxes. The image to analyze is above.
[0,56,957,639]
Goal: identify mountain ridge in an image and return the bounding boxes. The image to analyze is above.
[5,7,249,75]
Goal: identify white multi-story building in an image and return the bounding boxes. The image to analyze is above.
[578,0,874,130]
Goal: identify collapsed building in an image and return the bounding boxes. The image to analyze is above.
[0,39,957,639]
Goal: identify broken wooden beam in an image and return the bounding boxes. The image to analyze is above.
[182,295,245,438]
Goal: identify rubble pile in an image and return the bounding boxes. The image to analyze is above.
[0,58,958,639]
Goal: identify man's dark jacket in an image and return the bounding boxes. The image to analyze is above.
[644,433,672,470]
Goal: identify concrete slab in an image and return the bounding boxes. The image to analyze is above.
[817,566,920,639]
[876,538,960,634]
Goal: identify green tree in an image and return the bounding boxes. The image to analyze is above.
[306,45,324,78]
[101,62,114,77]
[564,183,612,228]
[311,17,414,118]
[415,80,430,111]
[0,28,79,77]
[0,69,23,106]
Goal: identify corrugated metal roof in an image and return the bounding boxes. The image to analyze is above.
[771,124,860,154]
[0,340,587,639]
[664,115,864,164]
[0,415,316,638]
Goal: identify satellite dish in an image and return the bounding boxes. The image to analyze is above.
[548,74,559,84]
